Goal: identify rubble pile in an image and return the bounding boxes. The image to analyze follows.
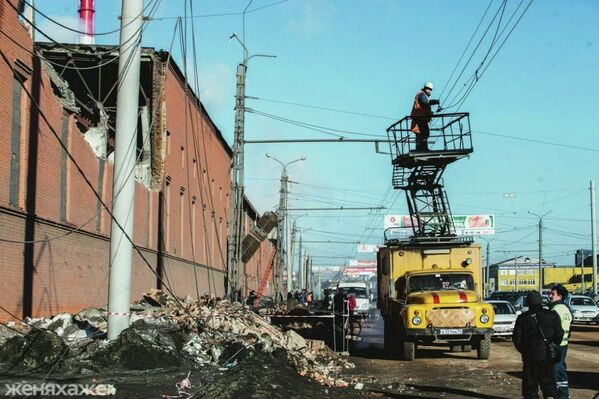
[0,290,353,388]
[144,289,354,386]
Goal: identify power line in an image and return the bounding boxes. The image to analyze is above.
[247,96,395,121]
[474,130,599,153]
[440,0,508,105]
[7,0,161,58]
[152,0,287,20]
[0,47,206,330]
[444,0,534,111]
[437,0,494,101]
[20,0,155,36]
[247,109,387,138]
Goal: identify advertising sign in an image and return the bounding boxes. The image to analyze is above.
[384,214,495,236]
[357,244,381,253]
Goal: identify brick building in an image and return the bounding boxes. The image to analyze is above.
[0,0,275,320]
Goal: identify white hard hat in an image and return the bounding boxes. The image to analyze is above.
[424,82,434,90]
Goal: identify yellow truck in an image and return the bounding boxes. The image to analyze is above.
[377,243,494,360]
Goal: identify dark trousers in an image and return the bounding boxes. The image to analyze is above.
[522,360,558,399]
[414,119,430,151]
[554,346,569,399]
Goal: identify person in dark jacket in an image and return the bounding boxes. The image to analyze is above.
[246,290,258,307]
[410,82,440,151]
[513,291,564,399]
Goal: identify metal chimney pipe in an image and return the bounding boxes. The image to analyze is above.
[78,0,94,44]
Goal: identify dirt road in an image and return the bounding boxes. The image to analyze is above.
[346,315,599,398]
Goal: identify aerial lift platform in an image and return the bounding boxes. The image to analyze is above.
[385,112,473,245]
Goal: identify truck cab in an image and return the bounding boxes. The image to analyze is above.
[378,243,494,360]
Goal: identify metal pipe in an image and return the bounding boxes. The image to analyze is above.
[107,0,143,340]
[78,0,95,44]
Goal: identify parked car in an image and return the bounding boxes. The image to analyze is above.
[566,295,599,324]
[487,300,518,337]
[513,294,550,312]
[337,281,370,318]
[487,291,521,305]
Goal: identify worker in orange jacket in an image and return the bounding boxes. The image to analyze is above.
[410,82,440,151]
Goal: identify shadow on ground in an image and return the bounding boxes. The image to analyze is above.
[508,370,599,391]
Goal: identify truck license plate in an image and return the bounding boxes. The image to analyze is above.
[440,329,463,334]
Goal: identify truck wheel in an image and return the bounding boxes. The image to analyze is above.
[403,341,416,361]
[462,344,473,352]
[477,335,491,359]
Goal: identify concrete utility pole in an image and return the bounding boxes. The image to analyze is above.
[581,248,586,292]
[515,256,519,292]
[226,35,275,301]
[591,180,597,295]
[297,227,303,289]
[275,167,287,301]
[267,154,306,301]
[530,210,550,292]
[107,0,143,340]
[486,240,490,296]
[288,221,296,290]
[308,257,313,293]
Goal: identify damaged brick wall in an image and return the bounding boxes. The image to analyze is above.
[0,1,273,321]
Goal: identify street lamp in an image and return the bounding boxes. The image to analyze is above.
[226,33,276,301]
[529,210,551,292]
[266,153,307,300]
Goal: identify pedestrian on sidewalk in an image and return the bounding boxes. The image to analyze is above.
[513,291,564,399]
[549,284,572,399]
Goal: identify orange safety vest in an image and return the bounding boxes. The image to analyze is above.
[410,90,432,133]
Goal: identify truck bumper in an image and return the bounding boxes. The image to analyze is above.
[406,327,491,342]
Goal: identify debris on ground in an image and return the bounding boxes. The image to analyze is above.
[0,290,354,392]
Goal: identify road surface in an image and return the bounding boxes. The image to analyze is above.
[346,314,599,398]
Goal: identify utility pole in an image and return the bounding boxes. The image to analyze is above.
[581,249,586,292]
[515,256,519,292]
[486,240,491,296]
[226,60,246,302]
[297,228,303,290]
[306,258,314,292]
[288,220,296,291]
[266,154,306,301]
[107,0,143,340]
[274,169,287,302]
[591,180,597,295]
[530,210,551,292]
[226,36,275,301]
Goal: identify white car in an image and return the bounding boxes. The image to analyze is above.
[487,300,518,337]
[566,295,599,324]
[338,281,370,318]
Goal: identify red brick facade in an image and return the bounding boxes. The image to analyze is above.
[0,1,275,320]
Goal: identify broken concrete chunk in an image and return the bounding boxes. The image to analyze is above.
[285,330,307,351]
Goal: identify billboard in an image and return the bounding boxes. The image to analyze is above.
[384,214,495,236]
[357,244,381,253]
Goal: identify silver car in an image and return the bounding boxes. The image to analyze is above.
[487,300,518,337]
[566,295,599,324]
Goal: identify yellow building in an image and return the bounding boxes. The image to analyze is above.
[489,256,594,293]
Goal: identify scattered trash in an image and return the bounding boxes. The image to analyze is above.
[0,290,354,389]
[162,371,193,399]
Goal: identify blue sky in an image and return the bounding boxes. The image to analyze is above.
[35,0,599,269]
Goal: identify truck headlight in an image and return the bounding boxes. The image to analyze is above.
[480,314,489,324]
[412,316,422,325]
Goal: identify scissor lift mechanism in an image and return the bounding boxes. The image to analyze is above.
[386,113,473,245]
